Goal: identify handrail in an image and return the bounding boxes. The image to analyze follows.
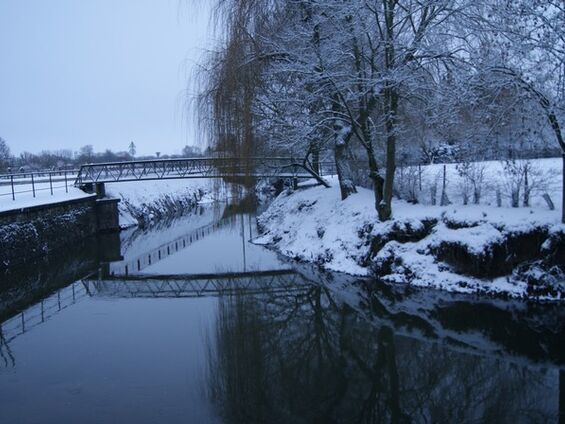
[74,156,300,168]
[74,157,335,186]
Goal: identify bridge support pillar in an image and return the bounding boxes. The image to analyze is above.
[96,198,120,233]
[81,182,94,194]
[95,182,106,199]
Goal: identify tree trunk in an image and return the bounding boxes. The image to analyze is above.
[523,165,530,207]
[377,1,398,222]
[312,147,320,176]
[511,189,520,208]
[378,87,398,221]
[473,186,481,204]
[334,132,357,200]
[562,154,565,224]
[367,151,384,212]
[440,164,451,206]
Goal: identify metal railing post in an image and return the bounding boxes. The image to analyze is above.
[64,171,68,193]
[10,175,15,200]
[31,174,36,198]
[49,173,53,195]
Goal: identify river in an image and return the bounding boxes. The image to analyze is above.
[0,197,563,423]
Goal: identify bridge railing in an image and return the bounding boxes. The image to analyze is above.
[74,157,336,186]
[0,158,337,200]
[0,282,88,365]
[110,215,238,276]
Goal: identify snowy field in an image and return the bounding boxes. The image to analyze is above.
[255,157,565,300]
[396,157,562,211]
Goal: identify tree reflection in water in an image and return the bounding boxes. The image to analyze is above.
[206,285,559,424]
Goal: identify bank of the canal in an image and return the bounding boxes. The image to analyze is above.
[0,197,563,423]
[0,196,120,273]
[256,178,565,301]
[0,178,222,274]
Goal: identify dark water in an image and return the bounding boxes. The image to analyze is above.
[1,200,564,424]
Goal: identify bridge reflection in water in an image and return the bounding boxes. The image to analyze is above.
[0,269,307,367]
[0,205,293,363]
[1,203,564,423]
[0,282,89,367]
[84,270,307,299]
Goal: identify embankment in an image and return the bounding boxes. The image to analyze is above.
[0,179,226,273]
[254,181,565,300]
[0,196,121,273]
[105,179,224,228]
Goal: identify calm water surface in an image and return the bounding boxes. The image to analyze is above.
[1,199,563,423]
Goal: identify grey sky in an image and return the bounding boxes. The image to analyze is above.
[0,0,211,156]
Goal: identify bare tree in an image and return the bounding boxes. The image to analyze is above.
[195,0,564,221]
[478,0,565,221]
[0,137,11,171]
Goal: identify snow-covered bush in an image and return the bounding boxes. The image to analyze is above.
[500,160,525,207]
[498,159,550,208]
[456,161,487,205]
[521,161,550,207]
[396,165,421,204]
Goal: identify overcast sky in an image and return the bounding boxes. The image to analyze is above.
[0,0,212,156]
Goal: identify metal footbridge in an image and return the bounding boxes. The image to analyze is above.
[74,157,332,188]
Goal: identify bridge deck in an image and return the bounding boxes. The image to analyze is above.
[75,157,334,186]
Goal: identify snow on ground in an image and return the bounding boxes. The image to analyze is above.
[0,177,220,226]
[0,171,242,234]
[256,178,376,276]
[0,183,92,212]
[0,175,230,229]
[116,203,227,263]
[105,178,229,227]
[255,172,564,300]
[403,157,562,210]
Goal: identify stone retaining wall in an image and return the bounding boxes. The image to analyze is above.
[0,196,119,273]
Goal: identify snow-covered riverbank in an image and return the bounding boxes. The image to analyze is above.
[254,177,565,301]
[106,179,228,228]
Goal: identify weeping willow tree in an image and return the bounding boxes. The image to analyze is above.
[194,0,478,221]
[193,1,279,165]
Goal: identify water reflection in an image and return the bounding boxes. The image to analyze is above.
[0,197,563,423]
[0,233,120,323]
[207,285,562,423]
